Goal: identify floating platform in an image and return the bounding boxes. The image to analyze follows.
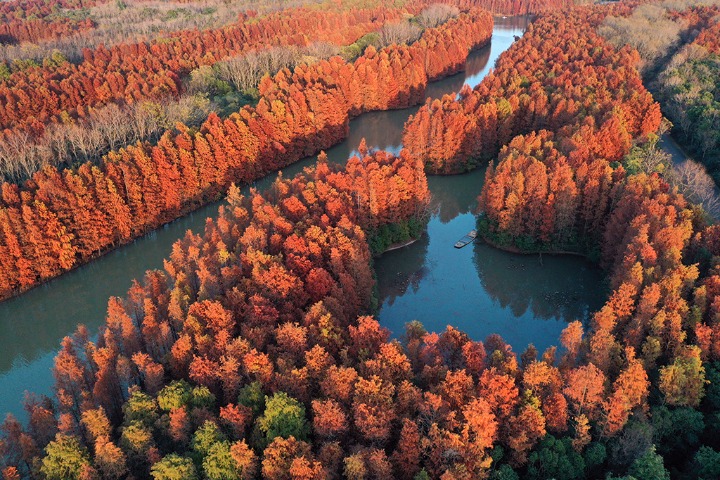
[454,230,477,248]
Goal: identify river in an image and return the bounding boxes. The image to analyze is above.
[0,16,606,420]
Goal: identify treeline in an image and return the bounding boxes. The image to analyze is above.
[0,0,97,24]
[0,4,410,135]
[0,145,434,480]
[597,2,720,74]
[0,0,99,45]
[402,2,659,175]
[447,0,574,16]
[0,0,331,69]
[0,94,216,183]
[7,5,720,479]
[0,4,462,184]
[0,8,493,302]
[474,7,660,247]
[0,18,95,47]
[0,8,388,183]
[0,142,681,479]
[595,1,720,183]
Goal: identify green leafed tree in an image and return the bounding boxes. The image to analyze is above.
[627,446,669,480]
[40,435,91,480]
[490,464,519,480]
[255,392,309,448]
[157,380,193,412]
[123,389,159,426]
[526,435,585,480]
[238,381,265,417]
[151,454,198,480]
[651,405,704,460]
[693,446,720,480]
[659,346,706,408]
[191,421,227,460]
[203,441,239,480]
[190,386,216,410]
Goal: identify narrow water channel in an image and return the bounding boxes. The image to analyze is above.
[0,16,605,420]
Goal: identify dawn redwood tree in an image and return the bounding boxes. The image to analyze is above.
[0,7,490,302]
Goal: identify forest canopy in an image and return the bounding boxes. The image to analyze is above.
[3,0,720,479]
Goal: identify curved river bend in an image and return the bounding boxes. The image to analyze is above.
[0,16,605,420]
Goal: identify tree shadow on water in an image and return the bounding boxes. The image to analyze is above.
[375,233,431,307]
[472,239,606,322]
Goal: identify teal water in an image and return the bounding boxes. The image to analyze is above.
[0,16,605,421]
[374,168,605,354]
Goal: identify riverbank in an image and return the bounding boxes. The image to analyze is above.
[0,9,495,305]
[478,232,590,259]
[2,14,602,426]
[0,35,494,420]
[375,165,606,356]
[382,237,419,253]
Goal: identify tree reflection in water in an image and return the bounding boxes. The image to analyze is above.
[0,15,537,421]
[374,233,430,306]
[426,168,485,223]
[425,44,492,99]
[472,241,606,321]
[375,164,607,354]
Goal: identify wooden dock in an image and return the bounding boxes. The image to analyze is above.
[454,230,477,248]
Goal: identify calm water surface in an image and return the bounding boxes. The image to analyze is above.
[0,16,604,420]
[374,169,605,353]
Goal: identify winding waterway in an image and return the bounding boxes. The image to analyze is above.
[0,16,606,420]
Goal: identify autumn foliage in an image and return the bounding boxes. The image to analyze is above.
[0,7,493,301]
[0,4,410,136]
[0,145,434,477]
[397,5,720,471]
[0,141,644,478]
[8,1,720,478]
[693,16,720,54]
[0,0,98,45]
[403,5,659,175]
[446,0,574,16]
[426,3,716,464]
[469,11,708,419]
[0,137,672,477]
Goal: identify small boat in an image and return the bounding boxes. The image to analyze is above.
[454,230,477,248]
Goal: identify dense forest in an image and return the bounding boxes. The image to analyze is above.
[0,0,98,45]
[2,0,720,479]
[0,5,407,134]
[657,14,720,179]
[0,4,493,301]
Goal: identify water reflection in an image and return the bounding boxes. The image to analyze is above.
[0,213,218,419]
[427,168,486,223]
[472,242,606,321]
[374,234,431,307]
[375,166,606,354]
[0,19,539,420]
[462,14,530,88]
[425,46,492,99]
[374,14,606,353]
[327,109,409,163]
